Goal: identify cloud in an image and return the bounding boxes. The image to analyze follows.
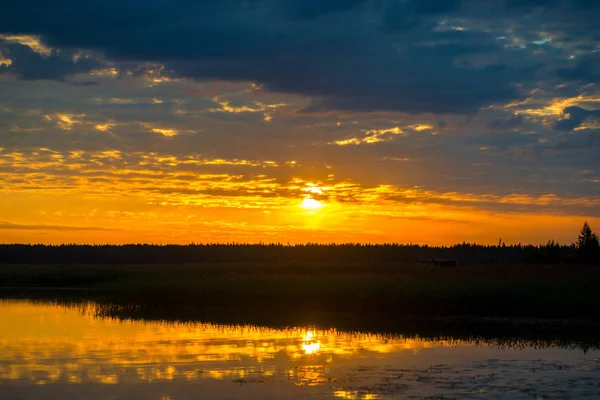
[0,221,119,231]
[506,0,600,11]
[285,0,368,20]
[557,132,598,150]
[489,114,523,131]
[554,106,600,131]
[558,54,600,84]
[0,39,102,81]
[413,0,462,15]
[0,0,538,114]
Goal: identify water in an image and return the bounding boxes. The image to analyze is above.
[0,300,599,399]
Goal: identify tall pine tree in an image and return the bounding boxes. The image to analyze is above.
[577,221,599,262]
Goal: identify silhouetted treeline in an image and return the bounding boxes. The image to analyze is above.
[0,242,597,265]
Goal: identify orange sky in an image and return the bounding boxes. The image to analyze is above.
[1,178,597,245]
[1,27,599,245]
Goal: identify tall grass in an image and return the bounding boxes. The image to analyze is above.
[1,262,599,319]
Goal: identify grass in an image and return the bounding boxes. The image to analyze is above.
[1,262,600,321]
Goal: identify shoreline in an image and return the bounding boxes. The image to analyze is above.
[1,262,600,321]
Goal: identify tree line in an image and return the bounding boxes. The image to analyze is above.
[0,222,598,265]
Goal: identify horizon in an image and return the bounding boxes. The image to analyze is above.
[0,235,589,247]
[0,235,590,247]
[1,1,599,244]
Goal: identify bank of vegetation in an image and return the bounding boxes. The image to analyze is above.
[0,223,598,321]
[1,261,600,320]
[1,223,599,265]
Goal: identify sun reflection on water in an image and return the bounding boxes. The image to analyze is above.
[301,330,321,355]
[0,300,453,390]
[334,391,381,400]
[2,300,597,400]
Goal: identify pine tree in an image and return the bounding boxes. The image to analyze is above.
[577,222,599,249]
[577,222,599,262]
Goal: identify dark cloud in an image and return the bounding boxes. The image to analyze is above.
[2,0,593,116]
[489,114,523,131]
[505,0,558,11]
[557,132,598,150]
[0,0,544,114]
[382,0,463,33]
[554,106,600,131]
[478,130,542,151]
[506,0,600,11]
[413,0,462,15]
[285,0,368,19]
[558,54,600,83]
[0,40,102,81]
[70,80,100,86]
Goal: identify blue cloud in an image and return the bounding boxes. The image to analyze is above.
[285,0,368,19]
[555,106,600,131]
[413,0,462,15]
[558,54,600,84]
[489,114,523,131]
[0,0,596,115]
[0,40,102,81]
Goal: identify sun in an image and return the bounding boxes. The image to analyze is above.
[300,197,324,211]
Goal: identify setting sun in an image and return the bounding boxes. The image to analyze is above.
[300,198,324,211]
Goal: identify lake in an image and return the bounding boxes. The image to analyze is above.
[0,300,599,399]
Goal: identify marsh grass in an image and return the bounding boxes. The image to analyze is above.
[1,262,599,319]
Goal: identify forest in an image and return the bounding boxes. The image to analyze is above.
[1,222,598,265]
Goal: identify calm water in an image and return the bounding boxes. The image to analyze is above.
[0,300,599,399]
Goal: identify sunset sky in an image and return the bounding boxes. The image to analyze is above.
[1,0,599,245]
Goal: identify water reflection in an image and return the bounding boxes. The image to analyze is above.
[1,300,599,400]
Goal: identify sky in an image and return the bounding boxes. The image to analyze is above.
[0,0,599,245]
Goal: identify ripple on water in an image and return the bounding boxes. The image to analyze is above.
[0,300,599,400]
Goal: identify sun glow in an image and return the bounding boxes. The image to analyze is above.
[300,197,324,211]
[301,331,321,354]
